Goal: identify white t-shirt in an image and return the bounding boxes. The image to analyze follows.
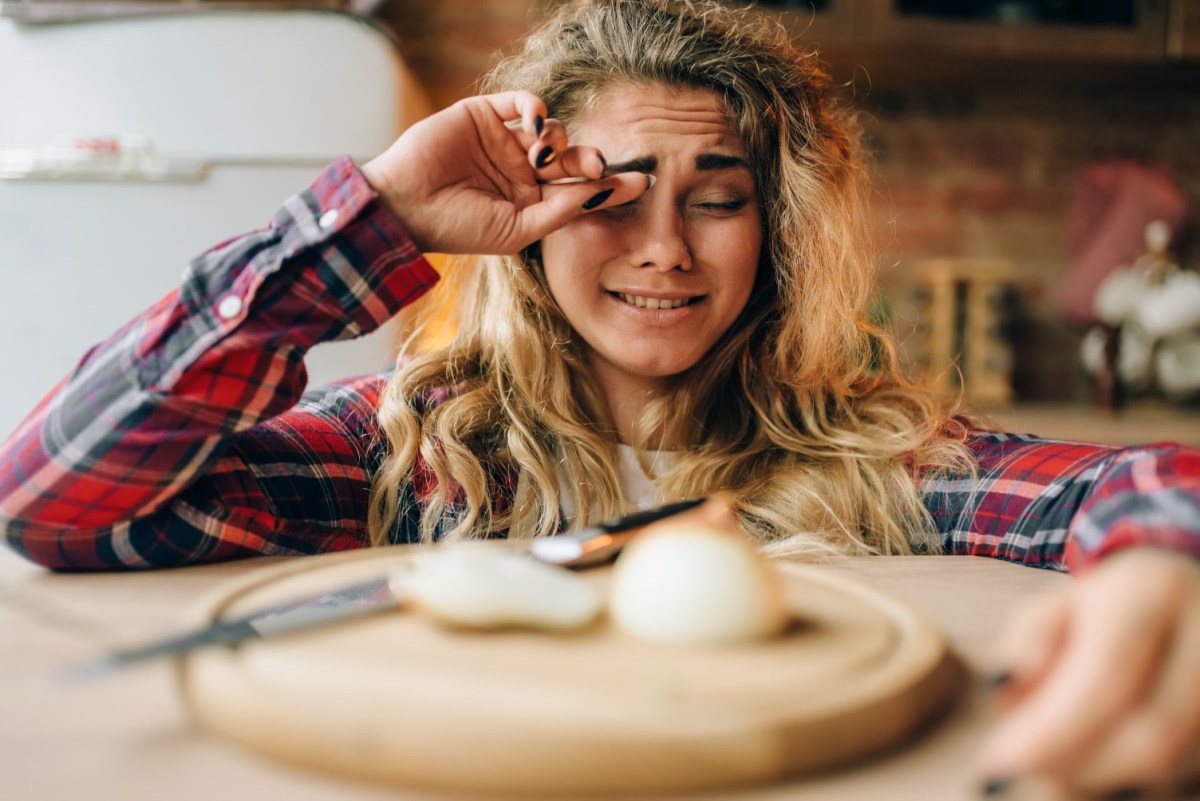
[557,444,675,522]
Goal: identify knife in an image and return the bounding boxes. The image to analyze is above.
[527,496,704,566]
[61,572,399,682]
[63,497,706,680]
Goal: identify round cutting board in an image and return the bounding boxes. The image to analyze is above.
[178,545,963,795]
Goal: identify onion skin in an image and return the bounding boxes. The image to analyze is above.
[608,521,789,646]
[398,546,603,632]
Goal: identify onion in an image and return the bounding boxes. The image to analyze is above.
[397,545,602,632]
[608,515,789,646]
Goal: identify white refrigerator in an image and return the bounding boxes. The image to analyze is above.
[0,6,432,436]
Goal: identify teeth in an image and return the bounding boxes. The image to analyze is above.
[619,294,688,310]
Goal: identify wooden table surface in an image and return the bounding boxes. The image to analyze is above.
[985,402,1200,448]
[1,546,1075,801]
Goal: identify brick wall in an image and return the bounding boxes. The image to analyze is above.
[379,1,1200,402]
[857,72,1200,401]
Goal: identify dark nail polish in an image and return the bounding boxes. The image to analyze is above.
[535,145,556,169]
[597,153,608,172]
[582,188,614,210]
[534,115,544,135]
[981,671,1013,690]
[981,776,1014,797]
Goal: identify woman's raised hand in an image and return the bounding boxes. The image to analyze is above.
[979,548,1200,796]
[362,91,651,256]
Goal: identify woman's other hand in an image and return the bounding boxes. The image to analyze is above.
[362,91,652,255]
[979,547,1200,796]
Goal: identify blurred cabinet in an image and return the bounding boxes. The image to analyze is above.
[908,259,1019,407]
[1168,0,1200,59]
[864,0,1169,62]
[753,1,1195,62]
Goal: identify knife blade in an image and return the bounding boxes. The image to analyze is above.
[63,573,398,681]
[62,496,706,680]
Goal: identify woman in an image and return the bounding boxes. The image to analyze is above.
[1,0,1197,794]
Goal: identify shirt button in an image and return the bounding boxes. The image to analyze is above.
[217,295,244,320]
[318,209,340,229]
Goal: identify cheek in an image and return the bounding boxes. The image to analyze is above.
[541,220,612,302]
[540,238,575,307]
[708,221,762,300]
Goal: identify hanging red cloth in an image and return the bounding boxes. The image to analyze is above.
[1059,158,1191,327]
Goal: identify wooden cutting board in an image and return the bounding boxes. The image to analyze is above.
[178,544,963,795]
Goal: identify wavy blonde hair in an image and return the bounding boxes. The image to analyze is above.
[368,0,975,557]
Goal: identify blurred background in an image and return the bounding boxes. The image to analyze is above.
[2,0,1198,444]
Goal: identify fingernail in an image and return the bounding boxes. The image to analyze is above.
[534,115,544,135]
[981,776,1015,797]
[981,671,1013,690]
[644,173,656,188]
[597,153,608,172]
[535,145,556,169]
[582,187,614,210]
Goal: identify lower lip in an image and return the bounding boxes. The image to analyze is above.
[607,294,703,325]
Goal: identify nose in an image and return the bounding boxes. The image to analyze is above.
[628,195,692,272]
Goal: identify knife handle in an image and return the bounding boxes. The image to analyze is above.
[531,498,707,567]
[594,498,705,534]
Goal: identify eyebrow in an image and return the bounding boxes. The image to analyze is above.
[605,156,656,175]
[695,152,751,172]
[604,153,751,175]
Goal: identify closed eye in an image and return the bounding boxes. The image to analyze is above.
[697,197,748,213]
[599,197,642,215]
[600,195,749,215]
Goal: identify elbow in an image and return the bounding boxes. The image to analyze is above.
[0,517,114,571]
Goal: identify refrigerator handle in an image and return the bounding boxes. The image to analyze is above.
[0,135,209,182]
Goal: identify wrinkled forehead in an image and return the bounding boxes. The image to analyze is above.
[566,81,746,154]
[567,79,736,126]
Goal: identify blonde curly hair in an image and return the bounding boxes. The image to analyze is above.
[368,0,974,558]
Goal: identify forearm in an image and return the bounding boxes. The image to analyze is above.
[0,158,438,566]
[1064,442,1200,569]
[1,373,392,571]
[924,431,1200,571]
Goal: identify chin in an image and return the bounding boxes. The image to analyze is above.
[589,344,710,387]
[627,358,704,381]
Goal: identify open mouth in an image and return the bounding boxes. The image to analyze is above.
[611,292,702,310]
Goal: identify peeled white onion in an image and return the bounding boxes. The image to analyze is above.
[608,521,788,646]
[395,546,602,632]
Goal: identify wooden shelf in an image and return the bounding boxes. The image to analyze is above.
[752,0,1199,64]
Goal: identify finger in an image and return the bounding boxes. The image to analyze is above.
[529,118,570,172]
[515,171,654,243]
[526,119,606,181]
[1074,584,1200,793]
[536,146,608,183]
[477,90,549,140]
[989,585,1071,703]
[978,570,1175,783]
[469,91,553,177]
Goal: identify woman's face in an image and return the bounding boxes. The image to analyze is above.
[541,82,763,399]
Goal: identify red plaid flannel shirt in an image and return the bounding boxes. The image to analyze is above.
[2,159,1198,571]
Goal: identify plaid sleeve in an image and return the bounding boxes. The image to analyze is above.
[0,157,439,570]
[922,431,1200,572]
